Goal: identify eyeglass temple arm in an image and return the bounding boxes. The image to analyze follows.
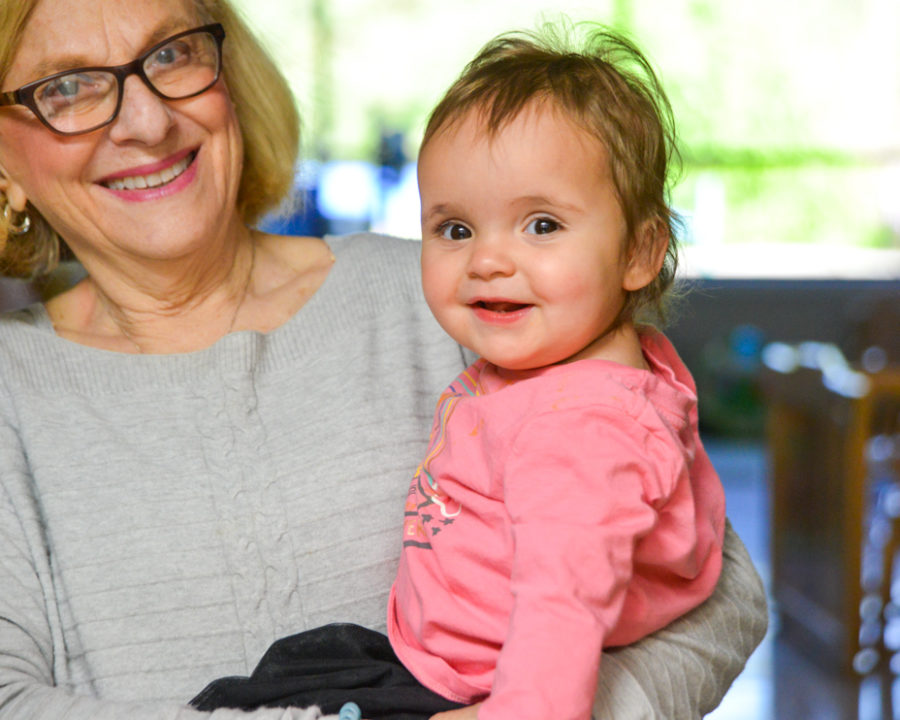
[0,91,20,107]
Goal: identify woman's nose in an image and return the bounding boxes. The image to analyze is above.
[466,235,516,279]
[107,75,175,145]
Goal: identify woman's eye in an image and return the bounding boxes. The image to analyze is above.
[44,75,88,100]
[439,223,472,240]
[38,73,108,108]
[525,217,560,235]
[53,78,81,98]
[150,41,189,68]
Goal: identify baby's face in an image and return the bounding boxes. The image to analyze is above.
[418,104,650,370]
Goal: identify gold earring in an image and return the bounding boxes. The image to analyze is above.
[3,201,31,235]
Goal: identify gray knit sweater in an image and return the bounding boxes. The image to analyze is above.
[0,233,766,720]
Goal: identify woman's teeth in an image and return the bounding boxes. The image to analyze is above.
[105,152,194,191]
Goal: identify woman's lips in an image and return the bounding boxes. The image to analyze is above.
[101,150,197,191]
[98,149,199,202]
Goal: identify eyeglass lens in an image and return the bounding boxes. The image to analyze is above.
[33,29,221,134]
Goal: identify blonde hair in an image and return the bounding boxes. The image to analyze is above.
[0,0,300,278]
[422,23,681,324]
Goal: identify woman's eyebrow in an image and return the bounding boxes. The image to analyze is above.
[27,54,95,79]
[144,18,196,47]
[23,19,193,79]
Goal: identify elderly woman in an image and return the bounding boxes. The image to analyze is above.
[0,0,767,718]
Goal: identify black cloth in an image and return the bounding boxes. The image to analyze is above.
[190,624,466,720]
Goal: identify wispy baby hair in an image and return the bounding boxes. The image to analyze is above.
[421,21,682,324]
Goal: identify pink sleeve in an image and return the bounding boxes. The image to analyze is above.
[477,406,671,720]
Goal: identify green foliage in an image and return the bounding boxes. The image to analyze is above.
[232,0,900,262]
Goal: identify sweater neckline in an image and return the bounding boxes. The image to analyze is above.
[0,234,424,393]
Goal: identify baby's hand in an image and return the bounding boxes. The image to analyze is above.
[430,702,482,720]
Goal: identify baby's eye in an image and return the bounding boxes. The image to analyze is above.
[525,217,560,235]
[439,222,472,240]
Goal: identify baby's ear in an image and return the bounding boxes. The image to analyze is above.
[623,218,668,292]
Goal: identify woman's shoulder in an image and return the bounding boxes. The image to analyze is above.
[0,302,52,336]
[323,232,423,296]
[0,302,74,394]
[326,231,421,267]
[262,231,421,295]
[257,230,446,350]
[0,304,52,371]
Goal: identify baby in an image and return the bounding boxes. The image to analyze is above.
[193,23,724,720]
[387,23,724,720]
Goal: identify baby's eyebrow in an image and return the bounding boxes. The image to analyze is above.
[421,203,456,222]
[511,194,580,212]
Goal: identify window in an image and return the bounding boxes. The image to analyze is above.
[235,0,900,278]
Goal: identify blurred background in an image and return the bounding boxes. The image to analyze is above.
[3,0,899,717]
[236,0,900,275]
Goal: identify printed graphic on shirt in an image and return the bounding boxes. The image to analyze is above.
[402,362,484,550]
[402,468,461,549]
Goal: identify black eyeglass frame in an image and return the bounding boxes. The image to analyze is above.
[0,23,226,136]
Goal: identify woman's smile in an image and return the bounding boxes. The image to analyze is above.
[100,148,197,191]
[98,148,199,201]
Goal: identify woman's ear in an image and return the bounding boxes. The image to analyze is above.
[0,163,27,212]
[623,218,668,292]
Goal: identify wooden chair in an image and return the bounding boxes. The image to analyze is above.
[762,342,900,676]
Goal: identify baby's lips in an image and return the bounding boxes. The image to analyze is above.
[470,300,530,313]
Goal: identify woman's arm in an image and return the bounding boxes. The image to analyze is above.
[592,520,767,719]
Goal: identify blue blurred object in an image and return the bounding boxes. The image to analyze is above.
[259,188,327,237]
[260,147,420,238]
[317,161,380,230]
[259,162,327,237]
[698,324,767,437]
[338,701,362,720]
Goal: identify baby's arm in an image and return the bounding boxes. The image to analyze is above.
[428,525,765,720]
[591,520,766,719]
[477,407,708,720]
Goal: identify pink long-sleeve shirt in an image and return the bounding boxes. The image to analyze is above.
[387,329,725,720]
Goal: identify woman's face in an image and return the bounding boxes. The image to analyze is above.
[0,0,245,266]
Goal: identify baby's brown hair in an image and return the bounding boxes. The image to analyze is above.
[421,22,681,324]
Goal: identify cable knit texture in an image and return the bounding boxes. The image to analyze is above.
[0,233,767,720]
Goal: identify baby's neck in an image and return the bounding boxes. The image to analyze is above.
[569,321,649,369]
